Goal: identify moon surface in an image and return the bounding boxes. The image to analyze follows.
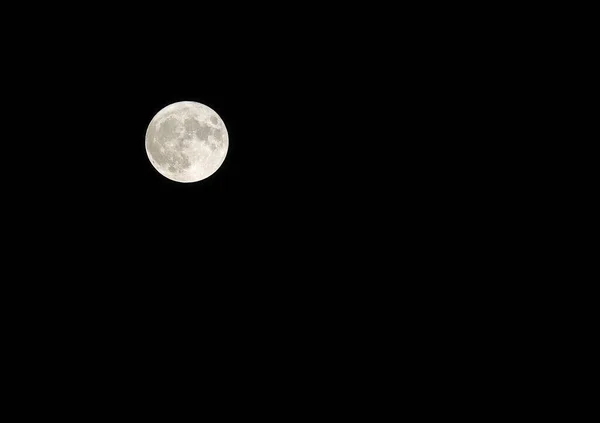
[145,101,229,183]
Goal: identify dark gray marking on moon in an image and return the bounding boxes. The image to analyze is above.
[196,125,212,141]
[156,117,179,144]
[184,117,202,133]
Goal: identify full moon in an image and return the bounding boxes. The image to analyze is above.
[145,101,229,183]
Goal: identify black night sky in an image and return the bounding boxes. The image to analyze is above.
[4,4,490,349]
[0,5,517,405]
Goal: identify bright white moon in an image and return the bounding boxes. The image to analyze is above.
[145,101,229,183]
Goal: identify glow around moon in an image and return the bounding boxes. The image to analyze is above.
[145,101,229,183]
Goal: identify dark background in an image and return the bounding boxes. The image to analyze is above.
[2,5,504,361]
[0,6,555,410]
[0,6,531,407]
